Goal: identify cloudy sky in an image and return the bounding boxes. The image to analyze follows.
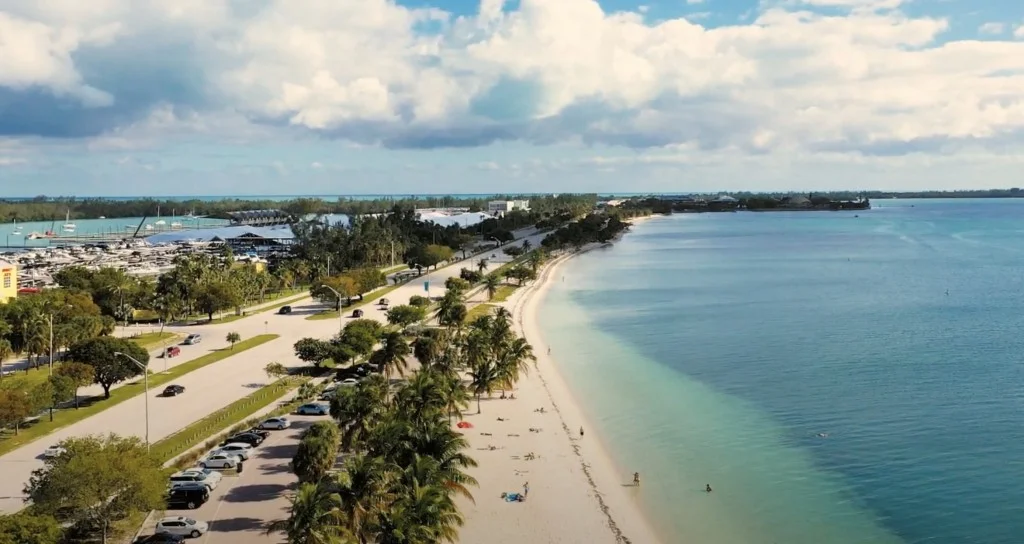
[1,0,1023,197]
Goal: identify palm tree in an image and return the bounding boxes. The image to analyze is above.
[369,332,411,381]
[483,275,501,300]
[0,338,12,382]
[527,250,544,273]
[438,373,470,424]
[435,290,466,329]
[496,337,536,390]
[411,329,445,369]
[475,259,487,274]
[522,239,532,251]
[407,420,478,501]
[468,360,502,414]
[265,481,350,544]
[394,370,448,425]
[331,375,389,450]
[375,456,465,544]
[335,455,397,544]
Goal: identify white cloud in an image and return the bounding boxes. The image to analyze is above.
[978,22,1004,35]
[686,0,705,4]
[0,156,27,166]
[2,0,1024,169]
[1015,24,1024,39]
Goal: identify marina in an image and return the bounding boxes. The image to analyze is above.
[0,215,229,250]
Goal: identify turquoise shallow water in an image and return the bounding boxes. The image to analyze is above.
[539,199,1024,544]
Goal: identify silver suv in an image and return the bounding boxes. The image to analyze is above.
[155,516,209,538]
[183,334,202,345]
[169,469,222,490]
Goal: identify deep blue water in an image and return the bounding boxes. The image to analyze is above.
[540,199,1024,543]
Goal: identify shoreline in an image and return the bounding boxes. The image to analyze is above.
[456,246,663,544]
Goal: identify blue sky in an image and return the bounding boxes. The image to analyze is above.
[1,0,1024,197]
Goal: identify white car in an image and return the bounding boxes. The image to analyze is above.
[259,417,290,430]
[155,516,209,538]
[212,443,252,460]
[199,453,240,469]
[340,378,358,387]
[42,445,65,459]
[169,469,222,490]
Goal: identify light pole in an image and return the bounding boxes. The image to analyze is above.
[320,284,345,331]
[114,351,150,452]
[47,313,54,376]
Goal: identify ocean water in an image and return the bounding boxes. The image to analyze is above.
[0,216,229,248]
[539,199,1024,544]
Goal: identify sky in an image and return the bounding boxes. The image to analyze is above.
[1,0,1024,197]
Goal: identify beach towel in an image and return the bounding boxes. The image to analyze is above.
[504,493,522,502]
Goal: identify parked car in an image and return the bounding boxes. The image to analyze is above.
[42,445,65,459]
[352,309,364,318]
[222,432,264,447]
[379,298,389,305]
[162,385,186,397]
[278,305,292,315]
[319,389,336,401]
[258,417,290,430]
[169,469,222,491]
[166,486,210,510]
[183,334,202,345]
[199,453,239,470]
[340,378,358,387]
[135,534,186,543]
[296,403,330,416]
[244,428,271,440]
[155,516,209,539]
[212,443,253,460]
[163,346,181,358]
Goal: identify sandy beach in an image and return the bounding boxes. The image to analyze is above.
[456,244,663,544]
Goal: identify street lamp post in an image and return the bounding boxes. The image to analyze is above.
[47,313,54,376]
[114,351,150,452]
[320,284,345,331]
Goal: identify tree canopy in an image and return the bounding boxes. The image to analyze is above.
[66,337,150,398]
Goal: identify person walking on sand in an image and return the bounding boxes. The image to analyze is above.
[547,346,551,355]
[634,472,640,486]
[523,481,530,497]
[579,426,584,438]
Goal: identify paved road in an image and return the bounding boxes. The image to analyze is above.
[0,234,543,513]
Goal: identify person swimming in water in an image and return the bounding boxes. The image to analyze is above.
[706,484,712,493]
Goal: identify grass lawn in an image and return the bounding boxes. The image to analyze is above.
[380,264,410,275]
[129,332,181,349]
[0,365,58,391]
[306,284,404,321]
[491,284,519,302]
[0,334,279,456]
[152,376,305,464]
[465,303,496,322]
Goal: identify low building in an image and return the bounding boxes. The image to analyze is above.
[0,260,17,303]
[228,209,292,226]
[487,200,530,216]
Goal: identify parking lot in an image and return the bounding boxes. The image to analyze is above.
[139,414,324,544]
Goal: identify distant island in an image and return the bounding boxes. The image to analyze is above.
[622,194,870,214]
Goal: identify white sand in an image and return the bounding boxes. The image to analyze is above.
[456,249,663,544]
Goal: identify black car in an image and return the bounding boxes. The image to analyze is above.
[167,486,210,510]
[162,385,186,397]
[222,432,263,447]
[278,305,292,315]
[244,428,271,440]
[135,534,186,543]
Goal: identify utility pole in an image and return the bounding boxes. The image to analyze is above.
[47,313,53,376]
[390,241,395,268]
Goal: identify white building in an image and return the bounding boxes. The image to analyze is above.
[487,200,530,216]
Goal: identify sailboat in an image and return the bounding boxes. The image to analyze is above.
[61,210,77,233]
[154,206,166,228]
[170,209,183,229]
[12,219,22,234]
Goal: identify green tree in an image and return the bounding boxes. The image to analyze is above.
[195,281,240,321]
[443,277,470,296]
[67,337,149,399]
[527,250,544,273]
[226,331,241,350]
[46,375,76,421]
[476,259,488,274]
[312,276,358,310]
[386,305,426,329]
[292,435,337,484]
[54,361,94,408]
[25,434,165,543]
[0,390,32,435]
[0,512,63,544]
[334,455,396,543]
[349,268,387,298]
[407,295,430,307]
[294,338,334,368]
[0,338,12,382]
[468,360,502,414]
[265,362,289,381]
[26,381,54,423]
